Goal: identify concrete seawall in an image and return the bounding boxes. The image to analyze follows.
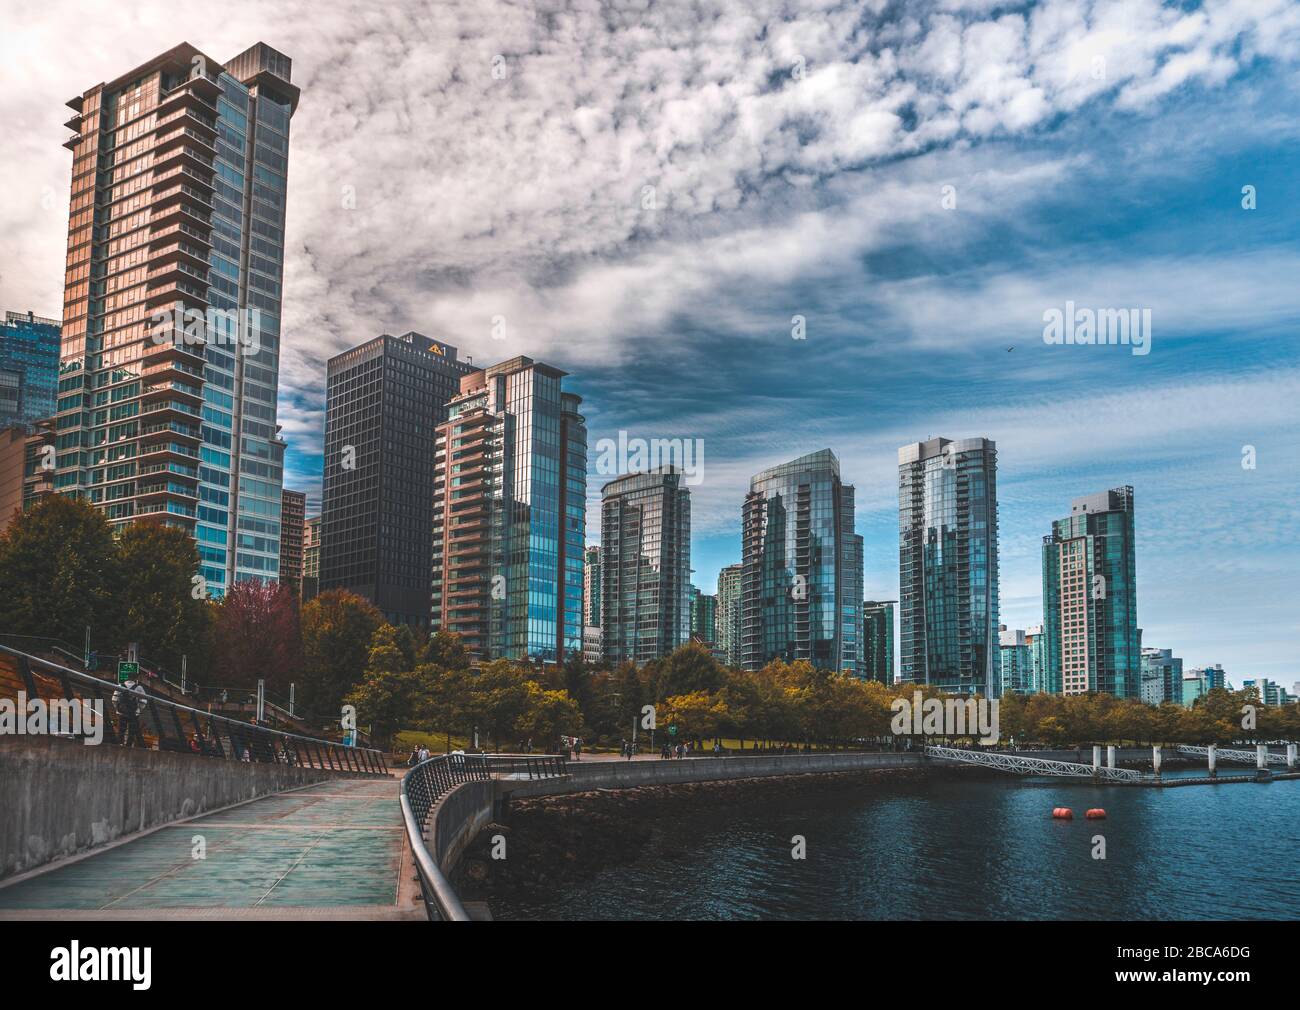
[0,735,337,879]
[502,751,927,799]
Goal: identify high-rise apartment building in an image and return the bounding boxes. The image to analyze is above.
[0,421,56,530]
[1140,647,1182,705]
[301,514,319,601]
[898,437,1000,696]
[998,626,1033,694]
[1042,486,1139,697]
[56,42,299,596]
[741,449,863,674]
[1024,623,1047,693]
[716,563,743,668]
[321,332,474,628]
[689,586,717,649]
[863,600,895,685]
[278,488,305,597]
[430,357,586,663]
[583,544,602,627]
[600,468,691,665]
[0,311,61,430]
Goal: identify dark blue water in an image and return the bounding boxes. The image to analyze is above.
[496,772,1300,920]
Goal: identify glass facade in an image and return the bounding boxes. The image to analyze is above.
[863,600,895,684]
[0,311,61,430]
[998,627,1033,694]
[1041,486,1139,697]
[898,437,1000,696]
[715,563,743,668]
[431,357,586,663]
[600,468,691,665]
[55,43,297,597]
[740,449,864,674]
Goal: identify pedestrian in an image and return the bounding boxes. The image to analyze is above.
[407,746,419,767]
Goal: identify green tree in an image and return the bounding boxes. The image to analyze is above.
[0,496,122,650]
[343,624,435,749]
[300,590,383,721]
[424,629,470,670]
[116,520,211,674]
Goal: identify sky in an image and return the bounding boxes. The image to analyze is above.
[2,0,1298,680]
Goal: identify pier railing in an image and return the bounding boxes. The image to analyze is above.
[924,744,1143,782]
[0,642,387,775]
[400,752,567,921]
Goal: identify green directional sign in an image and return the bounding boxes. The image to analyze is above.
[668,724,678,737]
[117,661,139,683]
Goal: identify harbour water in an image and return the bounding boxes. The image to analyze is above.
[493,771,1300,920]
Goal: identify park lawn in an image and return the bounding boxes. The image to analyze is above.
[394,728,471,754]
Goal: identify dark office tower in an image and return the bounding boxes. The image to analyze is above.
[862,600,896,685]
[715,563,743,667]
[740,449,864,674]
[898,437,1000,696]
[431,357,587,662]
[321,332,474,628]
[56,43,298,596]
[0,311,61,430]
[600,468,691,665]
[279,488,305,597]
[1042,486,1139,697]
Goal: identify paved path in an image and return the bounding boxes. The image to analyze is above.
[0,779,422,920]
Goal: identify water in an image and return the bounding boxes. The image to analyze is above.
[493,772,1300,920]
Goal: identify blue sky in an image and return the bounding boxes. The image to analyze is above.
[3,0,1298,679]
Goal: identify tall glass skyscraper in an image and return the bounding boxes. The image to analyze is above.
[898,437,1000,696]
[862,600,895,685]
[740,449,864,674]
[1042,486,1139,697]
[56,42,297,596]
[0,311,61,430]
[431,356,587,662]
[600,468,691,665]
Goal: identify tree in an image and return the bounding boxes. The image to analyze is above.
[655,642,725,698]
[424,629,470,671]
[300,589,382,720]
[0,496,122,650]
[116,520,211,674]
[211,581,301,693]
[343,624,436,749]
[516,681,584,748]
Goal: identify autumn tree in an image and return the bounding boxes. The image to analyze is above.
[300,589,382,720]
[210,580,301,694]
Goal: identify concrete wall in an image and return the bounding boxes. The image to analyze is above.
[429,780,495,874]
[504,751,926,799]
[0,734,336,879]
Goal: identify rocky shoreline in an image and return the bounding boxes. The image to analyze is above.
[451,765,989,908]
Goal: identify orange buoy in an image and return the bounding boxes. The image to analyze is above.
[1085,808,1106,819]
[1051,807,1073,820]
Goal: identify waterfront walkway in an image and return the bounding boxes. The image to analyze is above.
[0,778,421,920]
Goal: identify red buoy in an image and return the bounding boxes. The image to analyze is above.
[1051,807,1073,820]
[1085,808,1107,819]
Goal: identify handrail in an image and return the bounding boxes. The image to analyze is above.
[0,642,387,776]
[399,752,567,921]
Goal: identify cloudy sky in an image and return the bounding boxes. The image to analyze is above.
[3,0,1299,679]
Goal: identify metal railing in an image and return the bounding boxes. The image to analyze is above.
[924,744,1144,782]
[0,642,387,776]
[400,752,567,921]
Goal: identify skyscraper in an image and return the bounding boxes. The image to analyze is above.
[898,437,1000,696]
[689,586,718,649]
[430,357,587,662]
[278,488,305,597]
[1024,623,1047,693]
[301,515,320,602]
[1140,647,1182,705]
[741,449,864,674]
[582,545,602,666]
[998,627,1033,694]
[862,600,895,685]
[716,562,743,668]
[1042,486,1139,697]
[600,468,691,665]
[0,311,60,430]
[56,43,299,596]
[322,332,475,627]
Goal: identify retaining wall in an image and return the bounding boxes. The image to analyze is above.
[0,734,337,879]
